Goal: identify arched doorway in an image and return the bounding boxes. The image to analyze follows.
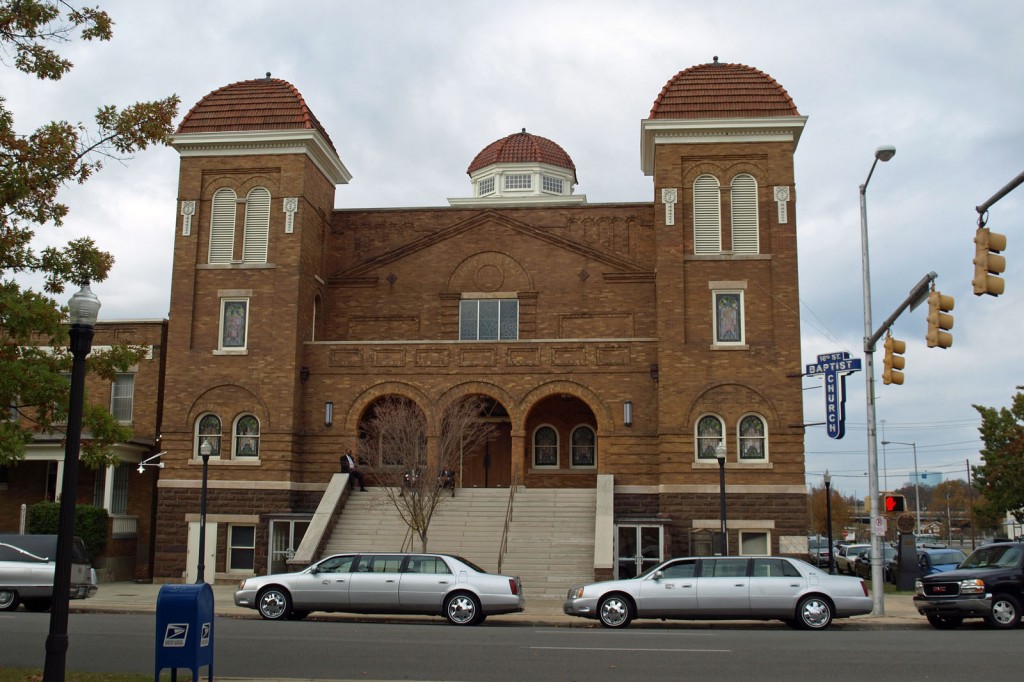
[459,398,512,488]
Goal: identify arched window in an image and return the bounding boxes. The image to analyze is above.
[730,174,759,254]
[195,414,222,459]
[234,414,260,458]
[209,188,237,264]
[242,187,271,263]
[533,425,558,467]
[696,414,724,460]
[570,425,596,468]
[693,174,721,254]
[738,414,768,461]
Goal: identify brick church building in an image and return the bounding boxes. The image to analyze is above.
[2,58,812,584]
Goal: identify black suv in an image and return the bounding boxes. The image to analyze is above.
[913,541,1024,629]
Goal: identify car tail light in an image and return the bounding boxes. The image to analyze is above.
[859,580,868,597]
[509,578,519,595]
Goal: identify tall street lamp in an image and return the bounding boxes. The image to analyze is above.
[43,283,100,682]
[715,441,727,555]
[824,470,835,574]
[859,144,895,615]
[881,440,921,534]
[197,439,213,583]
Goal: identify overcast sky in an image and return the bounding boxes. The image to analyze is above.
[5,0,1023,498]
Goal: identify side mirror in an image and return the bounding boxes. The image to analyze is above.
[652,570,664,580]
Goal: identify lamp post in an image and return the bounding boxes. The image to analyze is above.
[715,441,727,555]
[43,283,100,682]
[824,470,835,574]
[859,144,895,616]
[881,440,921,534]
[197,439,212,583]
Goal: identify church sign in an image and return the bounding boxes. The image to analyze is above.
[805,351,861,440]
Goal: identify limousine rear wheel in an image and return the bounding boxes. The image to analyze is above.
[444,592,481,625]
[0,589,18,611]
[257,587,293,620]
[796,595,833,630]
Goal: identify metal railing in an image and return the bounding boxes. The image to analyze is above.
[496,471,520,573]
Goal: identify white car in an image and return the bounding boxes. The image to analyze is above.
[564,555,872,630]
[234,552,524,625]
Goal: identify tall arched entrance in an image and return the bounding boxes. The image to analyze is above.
[459,398,512,488]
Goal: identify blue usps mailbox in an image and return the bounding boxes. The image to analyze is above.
[155,583,214,682]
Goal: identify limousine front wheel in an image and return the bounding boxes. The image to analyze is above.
[257,587,292,620]
[0,589,18,611]
[444,592,481,625]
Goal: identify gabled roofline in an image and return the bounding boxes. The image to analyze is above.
[640,115,808,176]
[172,129,352,185]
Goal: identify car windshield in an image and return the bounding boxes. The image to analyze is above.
[929,551,966,566]
[960,545,1023,569]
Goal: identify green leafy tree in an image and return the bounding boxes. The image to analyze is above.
[0,1,179,467]
[973,391,1024,525]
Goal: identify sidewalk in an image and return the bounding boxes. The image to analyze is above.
[71,581,926,628]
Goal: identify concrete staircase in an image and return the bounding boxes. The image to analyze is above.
[321,487,596,601]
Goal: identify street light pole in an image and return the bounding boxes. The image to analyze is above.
[860,144,895,616]
[43,283,100,682]
[197,439,212,584]
[881,440,921,534]
[824,470,835,574]
[716,441,728,555]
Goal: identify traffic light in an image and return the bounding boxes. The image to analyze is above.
[882,332,905,385]
[926,290,954,349]
[884,494,906,513]
[973,226,1007,296]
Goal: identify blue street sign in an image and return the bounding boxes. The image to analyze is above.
[805,351,862,439]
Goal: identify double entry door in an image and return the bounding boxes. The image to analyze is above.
[615,524,663,579]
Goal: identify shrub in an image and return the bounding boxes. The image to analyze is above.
[28,501,109,559]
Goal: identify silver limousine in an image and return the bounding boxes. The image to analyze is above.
[235,552,524,625]
[564,555,872,630]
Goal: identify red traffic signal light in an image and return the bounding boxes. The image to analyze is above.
[884,494,906,512]
[973,227,1007,296]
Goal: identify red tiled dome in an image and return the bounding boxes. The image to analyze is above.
[176,75,337,152]
[649,58,799,119]
[467,129,576,180]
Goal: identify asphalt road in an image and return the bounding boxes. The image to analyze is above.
[1,611,1019,682]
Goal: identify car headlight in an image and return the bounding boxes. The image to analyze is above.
[238,579,248,590]
[567,587,585,599]
[960,578,985,595]
[914,579,923,595]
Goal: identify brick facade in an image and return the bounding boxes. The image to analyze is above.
[144,63,811,582]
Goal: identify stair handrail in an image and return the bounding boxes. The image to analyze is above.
[496,471,520,573]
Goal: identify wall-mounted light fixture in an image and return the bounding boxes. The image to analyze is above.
[623,400,633,428]
[650,364,659,383]
[300,367,310,383]
[324,401,333,427]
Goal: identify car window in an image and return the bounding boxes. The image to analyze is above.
[931,551,966,565]
[752,558,788,577]
[660,560,697,579]
[961,545,1022,569]
[317,555,355,573]
[700,558,749,577]
[354,555,404,573]
[405,556,452,575]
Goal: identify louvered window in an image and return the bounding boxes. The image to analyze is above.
[209,188,237,263]
[693,174,721,254]
[242,187,271,263]
[110,373,135,423]
[731,174,759,254]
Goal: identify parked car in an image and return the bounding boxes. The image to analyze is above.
[854,546,896,581]
[234,552,524,625]
[916,545,966,574]
[0,534,98,612]
[807,536,833,567]
[914,541,1024,629]
[563,555,872,630]
[835,543,871,575]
